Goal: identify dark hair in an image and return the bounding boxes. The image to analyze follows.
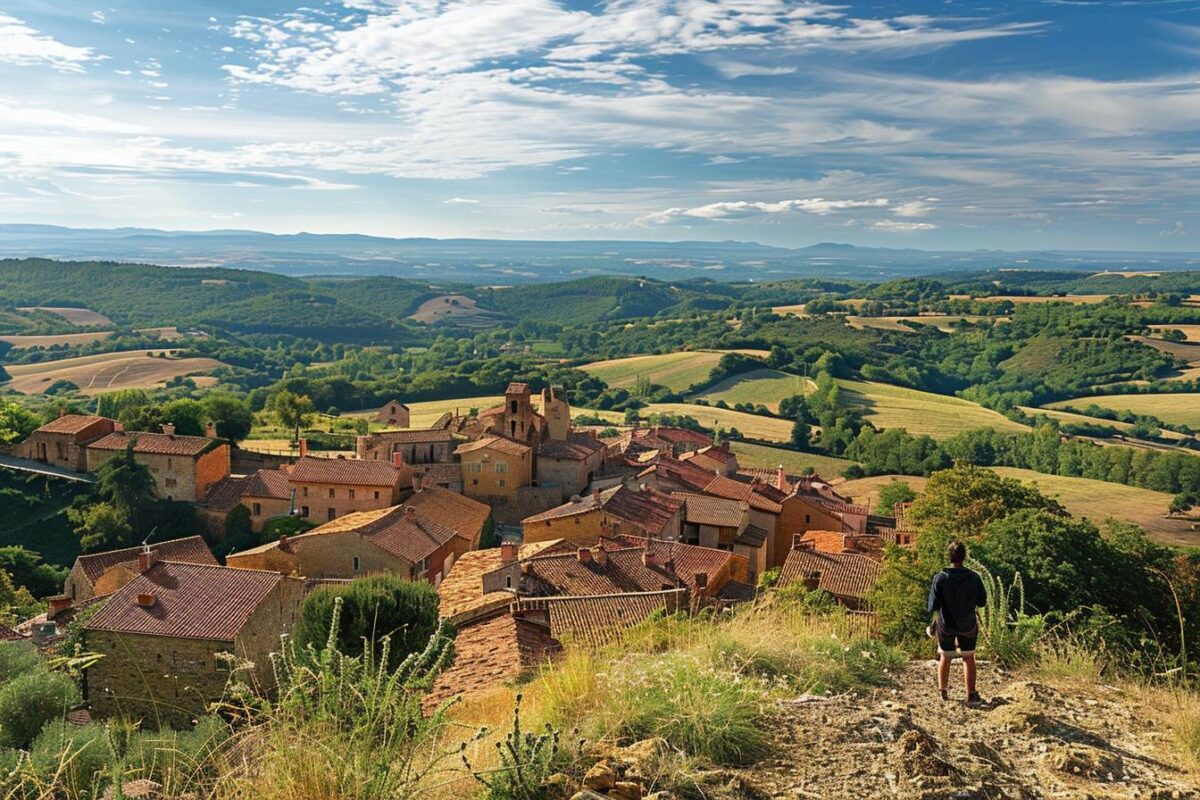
[947,541,967,565]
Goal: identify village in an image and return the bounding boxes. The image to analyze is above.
[6,381,910,725]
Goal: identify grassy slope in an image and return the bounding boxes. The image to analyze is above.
[582,351,732,392]
[643,403,794,441]
[729,441,855,477]
[697,369,814,411]
[835,378,1029,439]
[1045,394,1200,428]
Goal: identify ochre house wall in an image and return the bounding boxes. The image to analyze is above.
[289,480,402,523]
[86,444,230,503]
[226,530,412,580]
[771,495,846,568]
[459,448,531,498]
[244,496,293,532]
[194,444,231,501]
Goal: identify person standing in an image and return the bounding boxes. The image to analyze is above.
[927,540,988,706]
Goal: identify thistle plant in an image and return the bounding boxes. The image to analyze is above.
[969,558,1045,667]
[463,693,563,800]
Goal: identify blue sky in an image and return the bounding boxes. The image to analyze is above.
[0,0,1198,249]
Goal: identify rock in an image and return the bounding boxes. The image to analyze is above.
[1045,744,1124,782]
[896,729,955,779]
[615,737,670,767]
[541,772,574,800]
[583,762,618,793]
[610,780,644,800]
[103,780,162,800]
[570,792,609,800]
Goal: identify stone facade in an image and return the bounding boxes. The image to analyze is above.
[18,416,116,472]
[374,400,410,428]
[85,443,230,502]
[458,442,532,499]
[290,478,402,523]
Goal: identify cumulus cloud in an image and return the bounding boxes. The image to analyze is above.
[639,197,889,225]
[0,12,99,72]
[1160,221,1186,238]
[873,219,936,232]
[443,196,478,204]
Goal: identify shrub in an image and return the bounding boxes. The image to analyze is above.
[0,640,41,683]
[970,559,1044,668]
[28,721,112,797]
[292,574,440,671]
[465,694,564,800]
[0,669,81,748]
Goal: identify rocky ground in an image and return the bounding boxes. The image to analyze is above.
[567,662,1198,800]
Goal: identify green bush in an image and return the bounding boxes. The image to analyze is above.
[28,721,112,797]
[0,669,81,748]
[970,559,1045,668]
[0,641,41,683]
[292,574,440,670]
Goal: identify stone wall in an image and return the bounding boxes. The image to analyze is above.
[472,484,561,525]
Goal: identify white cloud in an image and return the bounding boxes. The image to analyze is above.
[1160,221,1186,238]
[894,198,937,217]
[0,12,98,72]
[91,11,107,25]
[639,197,889,225]
[443,196,478,204]
[873,219,936,232]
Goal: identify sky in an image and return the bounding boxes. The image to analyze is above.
[0,0,1198,249]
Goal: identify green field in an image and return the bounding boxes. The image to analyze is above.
[642,402,794,442]
[835,468,1199,547]
[697,369,814,411]
[581,350,767,393]
[835,378,1029,439]
[728,441,855,478]
[1045,394,1200,428]
[846,315,1004,333]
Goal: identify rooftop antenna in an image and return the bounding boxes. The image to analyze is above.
[140,526,159,553]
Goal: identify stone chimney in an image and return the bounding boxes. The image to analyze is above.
[161,422,176,437]
[405,505,416,520]
[392,450,404,469]
[137,546,156,573]
[777,464,787,492]
[204,420,217,438]
[694,571,708,592]
[298,438,308,458]
[593,546,607,566]
[577,547,592,564]
[136,592,157,608]
[500,541,519,564]
[412,473,423,492]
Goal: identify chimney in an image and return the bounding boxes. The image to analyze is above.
[392,449,404,469]
[204,420,217,438]
[47,595,72,616]
[279,533,289,550]
[777,464,787,492]
[136,592,157,608]
[161,422,176,437]
[593,547,607,566]
[299,438,308,458]
[694,572,708,591]
[137,546,156,573]
[405,505,416,520]
[412,473,423,492]
[577,547,592,564]
[500,541,519,564]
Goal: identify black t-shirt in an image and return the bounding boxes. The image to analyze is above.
[927,566,987,636]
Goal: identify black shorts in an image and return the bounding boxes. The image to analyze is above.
[937,632,977,655]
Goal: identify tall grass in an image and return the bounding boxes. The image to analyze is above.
[969,559,1045,667]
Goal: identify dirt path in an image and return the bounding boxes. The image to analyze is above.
[734,662,1198,799]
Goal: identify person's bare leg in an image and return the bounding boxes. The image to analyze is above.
[938,651,952,695]
[963,653,977,696]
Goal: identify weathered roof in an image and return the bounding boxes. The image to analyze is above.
[425,613,558,706]
[239,468,292,500]
[414,462,464,484]
[778,548,882,601]
[538,433,604,461]
[716,580,757,603]
[287,457,402,487]
[522,547,677,597]
[404,486,491,541]
[505,382,531,394]
[523,484,681,535]
[681,444,738,467]
[541,592,677,648]
[203,475,248,512]
[34,414,111,436]
[736,524,769,549]
[603,534,739,595]
[85,562,292,641]
[365,429,453,444]
[88,430,216,457]
[73,536,217,587]
[703,475,783,514]
[672,492,748,528]
[638,455,715,492]
[379,400,409,410]
[455,436,530,457]
[437,539,571,619]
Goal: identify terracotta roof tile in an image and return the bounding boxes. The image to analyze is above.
[778,548,881,601]
[672,492,748,528]
[363,429,453,444]
[703,475,783,514]
[505,382,531,394]
[521,548,677,597]
[455,436,530,457]
[414,463,463,485]
[437,540,570,619]
[288,457,402,487]
[203,475,248,512]
[88,430,216,457]
[716,580,757,603]
[603,534,740,595]
[736,524,769,548]
[241,468,291,499]
[426,614,558,706]
[541,592,678,648]
[35,414,112,435]
[404,487,491,543]
[523,484,681,536]
[538,433,604,461]
[85,562,296,641]
[73,536,217,587]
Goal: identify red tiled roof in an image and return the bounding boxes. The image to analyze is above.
[672,492,748,528]
[505,382,531,394]
[638,455,715,492]
[437,539,572,619]
[736,524,769,549]
[88,430,216,457]
[404,487,491,542]
[414,462,464,484]
[364,429,453,444]
[203,475,248,512]
[538,433,604,461]
[455,436,530,456]
[703,475,783,514]
[523,484,681,536]
[35,414,111,435]
[426,614,558,706]
[241,468,291,499]
[73,536,217,587]
[604,534,738,595]
[522,547,678,597]
[778,548,881,601]
[540,592,678,648]
[716,580,757,603]
[288,457,402,487]
[85,562,294,641]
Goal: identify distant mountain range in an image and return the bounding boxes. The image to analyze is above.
[1,224,1196,283]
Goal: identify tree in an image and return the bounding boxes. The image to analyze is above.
[201,393,254,441]
[876,480,917,514]
[219,504,257,557]
[623,407,640,425]
[0,400,39,445]
[293,575,439,669]
[0,547,67,598]
[1169,491,1197,515]
[268,389,316,443]
[71,502,135,552]
[790,418,810,450]
[93,441,156,522]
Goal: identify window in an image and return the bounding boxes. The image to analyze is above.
[574,517,580,525]
[499,479,506,488]
[495,461,509,474]
[467,462,482,473]
[348,489,356,500]
[167,458,173,469]
[374,491,380,499]
[252,502,261,516]
[804,514,811,524]
[328,488,336,499]
[301,505,309,517]
[510,401,518,413]
[353,556,361,572]
[505,575,513,589]
[164,477,177,488]
[302,487,308,497]
[327,507,336,521]
[472,478,479,486]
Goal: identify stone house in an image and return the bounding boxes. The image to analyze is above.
[226,484,490,584]
[285,456,407,523]
[85,427,230,502]
[374,400,410,428]
[701,474,784,564]
[777,543,882,610]
[671,491,769,582]
[199,468,293,533]
[679,444,739,476]
[464,383,546,444]
[84,555,305,728]
[17,414,117,472]
[63,536,217,604]
[521,484,683,547]
[455,436,532,499]
[539,386,572,441]
[536,433,605,500]
[355,429,454,464]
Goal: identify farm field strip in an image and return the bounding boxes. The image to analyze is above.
[697,369,813,411]
[728,441,854,477]
[0,331,114,348]
[1045,394,1200,428]
[582,350,764,393]
[846,314,1008,333]
[1149,324,1200,342]
[16,306,114,326]
[2,349,223,395]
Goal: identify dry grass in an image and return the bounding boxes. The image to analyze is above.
[835,378,1029,440]
[975,295,1111,305]
[1149,324,1200,342]
[16,306,113,326]
[770,304,808,316]
[697,369,813,411]
[407,295,504,326]
[835,474,930,511]
[642,402,794,441]
[582,351,734,392]
[1045,393,1200,428]
[2,349,223,395]
[846,315,1006,333]
[0,331,114,348]
[728,441,855,477]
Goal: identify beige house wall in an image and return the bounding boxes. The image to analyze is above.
[459,448,531,498]
[85,443,230,503]
[289,479,402,524]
